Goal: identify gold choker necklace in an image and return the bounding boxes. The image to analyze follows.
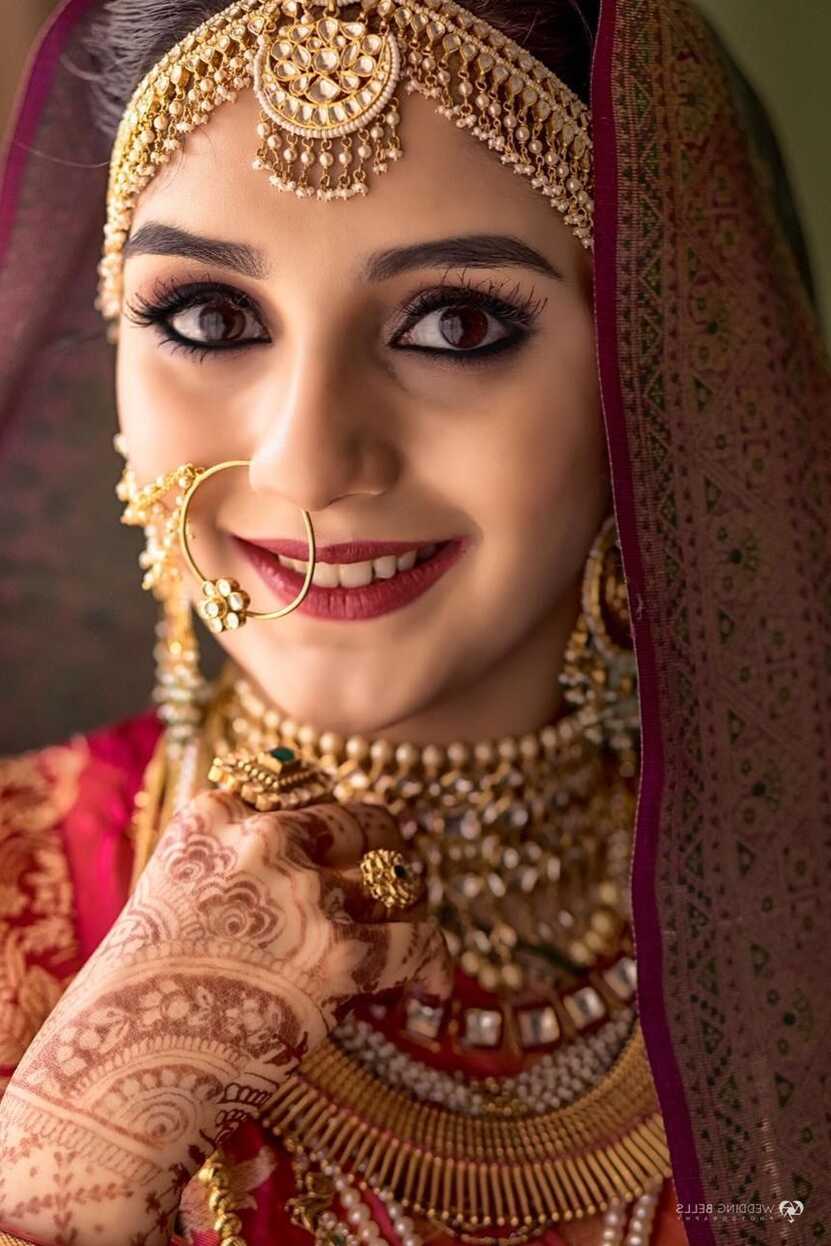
[215,674,636,994]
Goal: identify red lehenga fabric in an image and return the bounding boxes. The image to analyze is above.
[0,715,688,1245]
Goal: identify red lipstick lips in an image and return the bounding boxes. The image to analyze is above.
[233,536,469,621]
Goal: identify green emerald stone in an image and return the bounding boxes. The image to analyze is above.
[269,746,296,763]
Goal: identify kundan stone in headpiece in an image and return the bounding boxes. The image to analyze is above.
[98,0,594,320]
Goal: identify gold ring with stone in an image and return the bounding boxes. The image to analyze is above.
[359,848,424,911]
[209,745,333,813]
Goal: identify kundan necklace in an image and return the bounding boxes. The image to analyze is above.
[216,674,635,997]
[127,669,671,1246]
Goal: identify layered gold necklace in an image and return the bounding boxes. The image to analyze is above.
[130,671,670,1245]
[218,675,635,997]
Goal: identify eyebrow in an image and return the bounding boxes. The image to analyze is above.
[123,223,269,278]
[364,234,562,281]
[123,224,561,283]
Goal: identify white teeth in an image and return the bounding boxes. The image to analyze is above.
[311,561,339,588]
[373,555,398,579]
[338,559,374,588]
[276,544,438,588]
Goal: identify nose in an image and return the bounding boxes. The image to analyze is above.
[249,344,398,512]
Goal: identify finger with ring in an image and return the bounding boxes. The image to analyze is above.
[359,848,424,911]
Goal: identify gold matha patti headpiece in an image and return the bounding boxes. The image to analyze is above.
[99,0,593,320]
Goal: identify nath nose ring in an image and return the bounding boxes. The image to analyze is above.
[178,459,316,632]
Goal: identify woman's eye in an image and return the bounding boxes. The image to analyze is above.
[399,304,511,352]
[168,297,266,347]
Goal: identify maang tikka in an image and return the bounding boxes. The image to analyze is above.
[98,0,593,321]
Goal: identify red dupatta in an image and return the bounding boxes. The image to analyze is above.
[1,1,829,1241]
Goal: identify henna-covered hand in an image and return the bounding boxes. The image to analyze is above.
[0,795,451,1246]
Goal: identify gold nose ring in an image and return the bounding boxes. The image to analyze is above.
[177,459,316,633]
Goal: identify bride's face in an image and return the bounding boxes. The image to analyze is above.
[117,89,609,737]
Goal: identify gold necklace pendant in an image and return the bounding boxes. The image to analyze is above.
[209,744,334,811]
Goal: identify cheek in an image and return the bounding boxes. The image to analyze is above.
[117,337,191,480]
[116,334,247,480]
[460,333,605,530]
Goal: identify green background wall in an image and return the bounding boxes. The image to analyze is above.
[696,0,830,336]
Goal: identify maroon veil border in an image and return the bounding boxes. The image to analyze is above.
[594,0,831,1240]
[591,0,710,1240]
[1,1,830,1241]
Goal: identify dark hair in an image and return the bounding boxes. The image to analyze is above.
[87,0,599,142]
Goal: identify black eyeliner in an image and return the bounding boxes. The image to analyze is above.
[124,278,269,357]
[125,274,543,363]
[390,278,542,364]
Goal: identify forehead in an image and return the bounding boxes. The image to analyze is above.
[130,87,575,271]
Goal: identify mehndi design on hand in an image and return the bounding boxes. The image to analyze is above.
[0,796,450,1245]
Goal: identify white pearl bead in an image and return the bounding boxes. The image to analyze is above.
[341,1189,359,1209]
[347,1205,370,1226]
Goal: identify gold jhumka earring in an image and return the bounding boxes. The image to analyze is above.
[115,437,209,755]
[559,512,639,776]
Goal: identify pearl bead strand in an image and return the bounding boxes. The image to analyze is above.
[298,1149,424,1246]
[601,1180,662,1246]
[200,1143,664,1246]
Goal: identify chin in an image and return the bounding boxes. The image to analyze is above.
[233,641,449,738]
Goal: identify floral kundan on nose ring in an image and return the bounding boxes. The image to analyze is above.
[178,459,317,633]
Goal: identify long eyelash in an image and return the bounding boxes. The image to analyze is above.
[125,271,545,365]
[453,271,549,322]
[393,272,546,360]
[124,275,217,326]
[124,276,266,358]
